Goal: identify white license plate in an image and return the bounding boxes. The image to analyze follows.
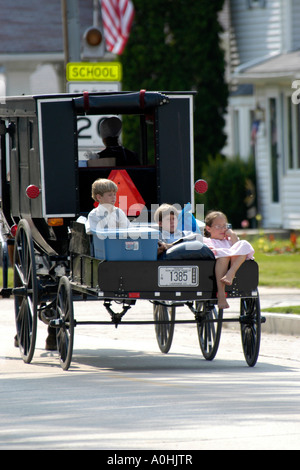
[158,266,199,287]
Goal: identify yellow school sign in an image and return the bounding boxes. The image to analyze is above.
[66,62,122,82]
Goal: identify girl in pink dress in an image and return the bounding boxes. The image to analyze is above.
[203,211,254,309]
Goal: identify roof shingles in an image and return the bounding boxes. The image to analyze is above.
[0,0,93,54]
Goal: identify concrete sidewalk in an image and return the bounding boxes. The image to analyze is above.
[225,286,300,336]
[259,286,300,336]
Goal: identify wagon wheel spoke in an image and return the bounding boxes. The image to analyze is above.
[14,251,26,285]
[153,304,176,354]
[55,276,74,371]
[196,301,223,361]
[17,299,31,355]
[240,296,261,367]
[13,220,38,364]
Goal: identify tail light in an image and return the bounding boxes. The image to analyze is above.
[47,218,64,227]
[10,224,18,237]
[26,185,40,199]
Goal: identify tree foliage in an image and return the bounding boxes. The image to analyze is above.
[200,155,257,227]
[121,0,228,174]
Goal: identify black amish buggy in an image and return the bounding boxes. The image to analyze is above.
[0,90,263,370]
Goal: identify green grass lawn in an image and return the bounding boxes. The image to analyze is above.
[254,251,300,287]
[0,267,13,288]
[250,239,300,314]
[261,306,300,314]
[251,240,300,288]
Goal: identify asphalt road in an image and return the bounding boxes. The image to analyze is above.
[1,292,300,451]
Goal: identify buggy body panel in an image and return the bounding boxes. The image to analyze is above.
[70,253,259,302]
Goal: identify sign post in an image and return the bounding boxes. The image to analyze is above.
[67,62,122,156]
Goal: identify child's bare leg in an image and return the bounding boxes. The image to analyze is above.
[221,255,247,285]
[215,257,230,309]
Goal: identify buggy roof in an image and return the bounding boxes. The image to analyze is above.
[0,91,175,117]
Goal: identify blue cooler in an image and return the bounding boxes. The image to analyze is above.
[91,226,159,261]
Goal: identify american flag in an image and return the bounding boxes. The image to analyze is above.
[100,0,135,55]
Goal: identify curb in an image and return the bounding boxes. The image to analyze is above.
[224,312,300,336]
[262,312,300,336]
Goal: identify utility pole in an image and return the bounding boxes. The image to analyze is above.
[61,0,81,65]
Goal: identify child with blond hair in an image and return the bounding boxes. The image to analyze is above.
[85,178,130,234]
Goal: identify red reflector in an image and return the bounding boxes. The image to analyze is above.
[128,293,140,298]
[10,224,18,237]
[194,179,208,194]
[26,185,40,199]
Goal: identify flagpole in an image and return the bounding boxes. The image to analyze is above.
[95,0,105,32]
[93,0,100,27]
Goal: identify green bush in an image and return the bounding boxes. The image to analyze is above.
[197,155,256,228]
[121,0,228,168]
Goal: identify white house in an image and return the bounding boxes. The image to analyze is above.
[0,0,97,97]
[223,0,300,229]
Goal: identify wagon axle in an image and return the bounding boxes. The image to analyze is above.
[12,286,29,296]
[103,300,134,327]
[50,318,65,328]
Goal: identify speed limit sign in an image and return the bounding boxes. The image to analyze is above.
[68,82,121,149]
[77,114,109,147]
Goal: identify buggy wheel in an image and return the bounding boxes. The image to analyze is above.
[56,276,74,371]
[153,303,176,353]
[196,301,223,361]
[13,220,38,364]
[240,297,261,367]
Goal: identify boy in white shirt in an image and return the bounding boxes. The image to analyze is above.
[85,178,130,234]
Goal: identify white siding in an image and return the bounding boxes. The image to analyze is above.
[227,0,300,228]
[255,97,300,229]
[230,0,282,65]
[282,173,300,229]
[291,0,300,50]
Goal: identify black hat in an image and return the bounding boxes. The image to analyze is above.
[100,116,122,139]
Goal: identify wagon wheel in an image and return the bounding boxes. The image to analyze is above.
[153,303,176,353]
[13,220,38,364]
[196,301,223,361]
[240,296,261,367]
[55,276,74,371]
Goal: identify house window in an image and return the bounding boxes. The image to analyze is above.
[296,105,300,169]
[287,98,293,169]
[246,0,266,8]
[250,110,256,158]
[287,96,300,170]
[269,98,279,202]
[233,110,240,155]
